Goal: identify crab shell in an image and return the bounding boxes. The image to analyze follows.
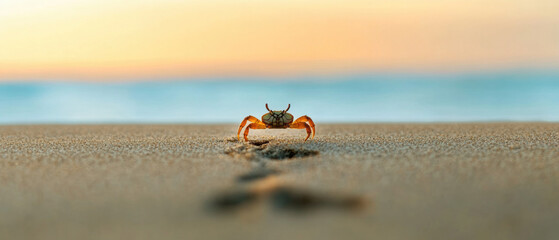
[262,111,294,128]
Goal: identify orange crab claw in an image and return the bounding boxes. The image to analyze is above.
[293,115,315,139]
[288,122,312,141]
[237,115,262,141]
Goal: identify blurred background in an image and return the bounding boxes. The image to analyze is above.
[1,0,558,123]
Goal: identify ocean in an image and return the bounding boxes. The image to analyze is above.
[1,71,558,123]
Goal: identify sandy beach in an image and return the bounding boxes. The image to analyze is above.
[1,123,558,240]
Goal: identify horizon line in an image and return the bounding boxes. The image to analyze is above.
[1,67,558,83]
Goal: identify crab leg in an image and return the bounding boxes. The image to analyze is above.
[243,122,267,141]
[237,115,262,140]
[293,115,315,139]
[289,122,312,141]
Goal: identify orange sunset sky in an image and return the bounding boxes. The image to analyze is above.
[0,0,558,80]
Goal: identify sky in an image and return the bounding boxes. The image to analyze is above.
[1,0,558,80]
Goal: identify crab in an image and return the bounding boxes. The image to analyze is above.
[237,104,316,141]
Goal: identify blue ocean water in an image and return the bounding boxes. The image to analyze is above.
[0,72,558,123]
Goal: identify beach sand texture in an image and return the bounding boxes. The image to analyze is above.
[1,123,558,240]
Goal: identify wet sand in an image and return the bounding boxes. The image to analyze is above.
[1,123,558,240]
